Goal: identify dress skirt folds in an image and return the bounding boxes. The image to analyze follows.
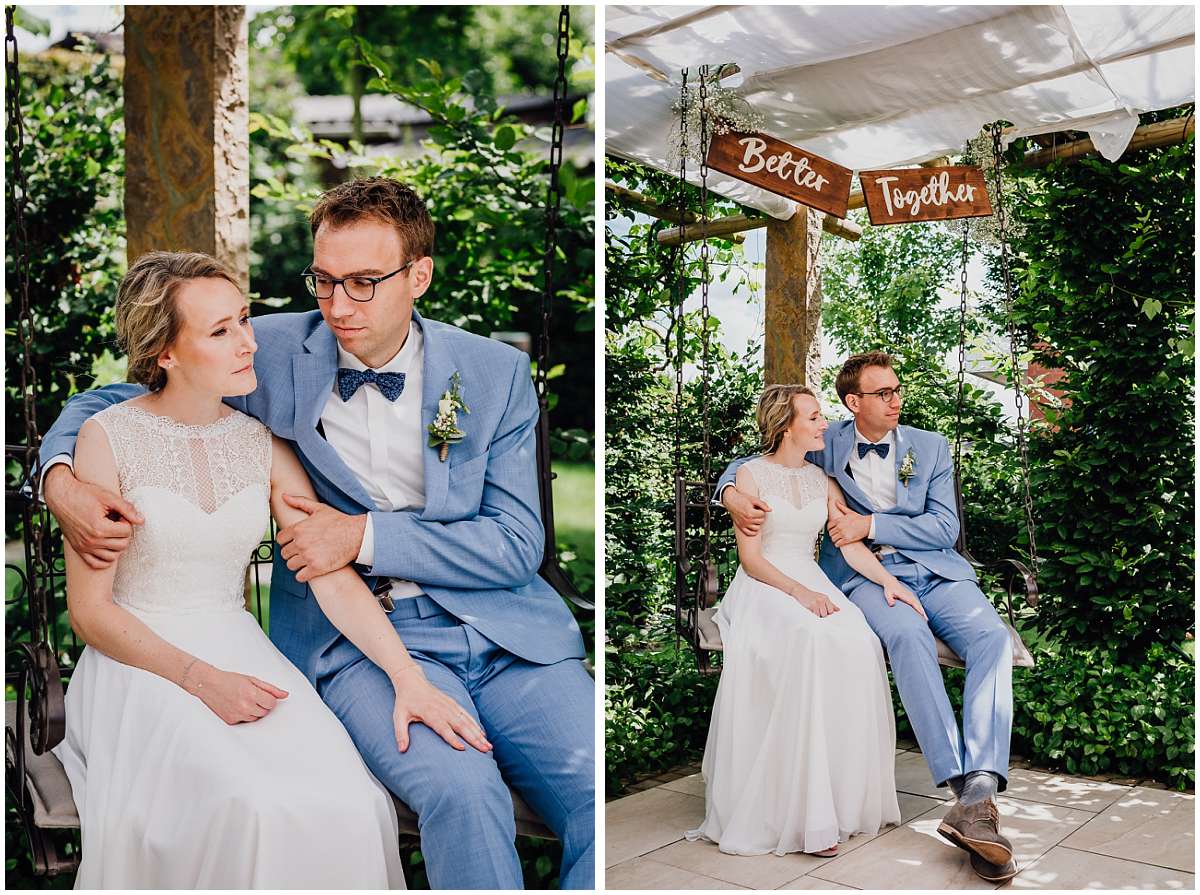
[687,457,900,856]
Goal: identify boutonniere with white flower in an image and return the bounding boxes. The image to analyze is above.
[428,371,469,462]
[898,447,917,487]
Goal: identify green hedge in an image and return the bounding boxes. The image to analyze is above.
[605,645,718,795]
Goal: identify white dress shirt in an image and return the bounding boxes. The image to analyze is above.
[322,322,426,599]
[848,426,898,554]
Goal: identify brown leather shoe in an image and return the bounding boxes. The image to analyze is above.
[970,850,1019,883]
[937,799,1014,866]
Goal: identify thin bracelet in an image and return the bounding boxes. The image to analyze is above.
[180,657,202,692]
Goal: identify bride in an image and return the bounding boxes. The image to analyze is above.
[687,384,915,857]
[53,251,488,888]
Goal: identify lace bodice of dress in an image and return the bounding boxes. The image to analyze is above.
[91,403,271,613]
[743,456,829,562]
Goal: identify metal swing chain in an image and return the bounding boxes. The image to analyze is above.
[989,123,1040,575]
[7,7,51,646]
[673,68,689,488]
[536,4,570,403]
[672,68,689,653]
[697,64,714,594]
[954,218,970,480]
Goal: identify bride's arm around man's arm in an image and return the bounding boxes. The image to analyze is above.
[731,465,840,618]
[826,477,926,619]
[269,436,491,754]
[65,418,290,725]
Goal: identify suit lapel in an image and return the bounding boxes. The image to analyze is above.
[291,324,377,510]
[892,426,913,510]
[417,311,454,520]
[834,423,874,510]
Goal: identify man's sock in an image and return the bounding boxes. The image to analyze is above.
[946,775,965,798]
[958,770,1000,806]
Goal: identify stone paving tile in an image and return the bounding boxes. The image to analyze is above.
[1004,766,1130,813]
[605,786,705,867]
[898,791,945,824]
[805,796,1093,890]
[661,771,706,798]
[1060,787,1195,873]
[606,855,748,890]
[1010,845,1195,889]
[893,749,946,799]
[777,875,857,889]
[647,838,827,890]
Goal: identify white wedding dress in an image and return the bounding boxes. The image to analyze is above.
[53,403,406,889]
[687,457,901,855]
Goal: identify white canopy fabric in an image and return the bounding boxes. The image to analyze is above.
[606,5,1195,219]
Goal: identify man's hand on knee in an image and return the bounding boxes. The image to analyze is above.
[43,464,143,569]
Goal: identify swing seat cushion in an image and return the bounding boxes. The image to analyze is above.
[694,607,1034,668]
[5,700,80,829]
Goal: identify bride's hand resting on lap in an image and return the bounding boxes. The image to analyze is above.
[184,661,289,724]
[883,578,927,620]
[390,665,493,754]
[789,586,841,618]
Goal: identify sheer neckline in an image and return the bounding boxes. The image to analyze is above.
[121,402,244,435]
[757,456,814,475]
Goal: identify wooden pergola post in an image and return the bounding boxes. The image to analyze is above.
[123,6,250,289]
[764,207,822,386]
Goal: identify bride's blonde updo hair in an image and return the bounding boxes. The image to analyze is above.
[115,251,240,392]
[757,384,817,455]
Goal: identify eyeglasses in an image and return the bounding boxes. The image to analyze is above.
[301,261,414,303]
[853,386,904,403]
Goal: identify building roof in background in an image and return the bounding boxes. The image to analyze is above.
[292,92,595,165]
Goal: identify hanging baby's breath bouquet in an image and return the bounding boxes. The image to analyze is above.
[667,64,765,168]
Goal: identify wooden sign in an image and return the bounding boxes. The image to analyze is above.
[858,166,992,225]
[705,130,853,218]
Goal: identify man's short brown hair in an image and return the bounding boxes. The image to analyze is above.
[835,351,896,407]
[309,177,435,260]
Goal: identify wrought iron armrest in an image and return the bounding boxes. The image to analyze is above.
[7,641,66,759]
[964,552,1039,626]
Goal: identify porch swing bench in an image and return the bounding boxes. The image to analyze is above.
[673,474,1039,673]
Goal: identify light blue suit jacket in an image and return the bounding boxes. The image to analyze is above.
[715,419,975,592]
[39,309,586,682]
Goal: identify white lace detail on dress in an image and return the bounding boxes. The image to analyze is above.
[90,403,272,613]
[744,456,828,512]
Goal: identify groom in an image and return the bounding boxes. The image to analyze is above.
[716,351,1016,882]
[38,178,594,889]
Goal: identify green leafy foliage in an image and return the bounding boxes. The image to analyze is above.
[605,645,719,795]
[4,48,125,458]
[1003,118,1195,657]
[254,6,594,101]
[249,38,595,434]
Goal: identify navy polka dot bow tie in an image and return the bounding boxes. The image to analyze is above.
[857,441,890,460]
[336,368,406,402]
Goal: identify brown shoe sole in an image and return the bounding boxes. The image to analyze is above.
[970,851,1019,883]
[937,820,1014,866]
